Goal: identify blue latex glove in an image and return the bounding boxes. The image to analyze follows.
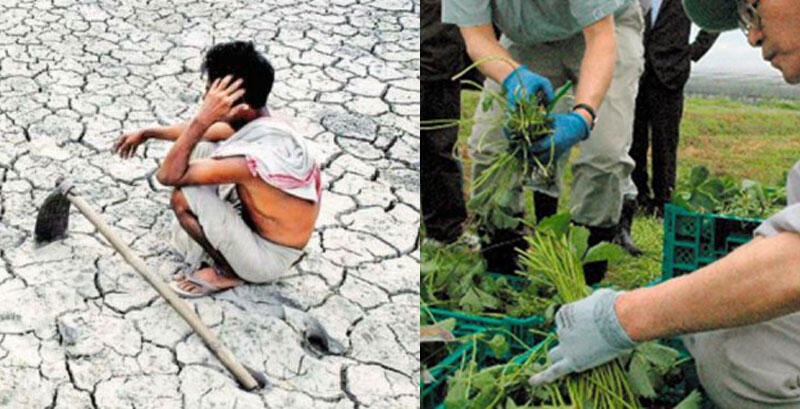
[528,289,638,386]
[502,66,554,111]
[530,112,590,162]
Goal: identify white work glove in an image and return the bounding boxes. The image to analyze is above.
[528,288,638,385]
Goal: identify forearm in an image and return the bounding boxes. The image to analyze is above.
[146,122,234,142]
[146,123,185,141]
[617,232,800,341]
[459,25,518,84]
[156,119,209,185]
[574,16,616,123]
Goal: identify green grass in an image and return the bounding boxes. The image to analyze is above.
[442,91,799,290]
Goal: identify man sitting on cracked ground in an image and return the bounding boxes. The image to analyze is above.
[113,41,321,297]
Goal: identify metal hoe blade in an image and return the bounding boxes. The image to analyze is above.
[34,189,71,244]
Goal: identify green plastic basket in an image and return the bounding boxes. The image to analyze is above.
[422,340,476,409]
[430,336,709,409]
[427,307,546,354]
[427,336,551,409]
[662,204,762,279]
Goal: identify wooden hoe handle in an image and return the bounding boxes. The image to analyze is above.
[66,192,260,390]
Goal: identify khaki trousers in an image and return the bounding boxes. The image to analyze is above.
[469,4,644,227]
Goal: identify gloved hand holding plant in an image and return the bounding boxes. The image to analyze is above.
[529,112,591,163]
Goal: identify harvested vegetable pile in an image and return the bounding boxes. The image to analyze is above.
[422,215,711,409]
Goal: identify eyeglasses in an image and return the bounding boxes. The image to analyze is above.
[738,0,761,34]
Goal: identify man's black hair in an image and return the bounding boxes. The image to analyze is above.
[201,41,274,108]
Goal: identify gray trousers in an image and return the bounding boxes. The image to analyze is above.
[469,4,644,227]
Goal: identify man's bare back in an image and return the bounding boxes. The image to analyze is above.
[236,180,319,249]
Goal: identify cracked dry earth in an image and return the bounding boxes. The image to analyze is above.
[0,0,420,408]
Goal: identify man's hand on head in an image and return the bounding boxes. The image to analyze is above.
[221,102,253,128]
[195,75,246,129]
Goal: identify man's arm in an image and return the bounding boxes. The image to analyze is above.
[156,75,245,185]
[156,156,255,187]
[573,15,616,124]
[147,122,235,142]
[530,230,800,385]
[618,231,800,341]
[113,122,235,159]
[459,24,518,83]
[690,30,719,62]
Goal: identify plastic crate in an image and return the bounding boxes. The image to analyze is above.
[422,325,537,409]
[427,337,551,409]
[426,307,546,354]
[422,340,475,409]
[662,204,762,279]
[430,337,712,409]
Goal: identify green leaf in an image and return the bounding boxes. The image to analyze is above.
[627,354,657,398]
[482,93,495,112]
[434,318,456,334]
[673,389,703,409]
[505,398,519,409]
[636,342,680,374]
[583,242,625,264]
[536,212,571,237]
[706,178,726,198]
[458,288,483,313]
[491,209,520,230]
[444,385,469,408]
[672,193,692,210]
[475,287,501,310]
[497,189,516,208]
[486,334,509,359]
[568,225,590,258]
[689,166,710,188]
[689,190,719,211]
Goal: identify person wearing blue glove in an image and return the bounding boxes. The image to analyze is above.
[502,65,555,111]
[530,111,592,163]
[530,3,800,407]
[442,0,646,280]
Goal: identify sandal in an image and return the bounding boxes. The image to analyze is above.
[169,265,225,298]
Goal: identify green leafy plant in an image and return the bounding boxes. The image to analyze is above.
[422,57,573,233]
[442,334,701,409]
[423,214,709,407]
[673,166,786,218]
[518,216,636,408]
[420,241,554,318]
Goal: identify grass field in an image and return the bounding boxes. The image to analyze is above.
[436,91,800,290]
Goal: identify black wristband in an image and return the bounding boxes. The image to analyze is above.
[572,103,596,129]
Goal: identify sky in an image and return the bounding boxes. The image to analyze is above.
[689,25,781,77]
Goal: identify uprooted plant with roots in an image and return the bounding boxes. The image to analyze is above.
[421,56,572,234]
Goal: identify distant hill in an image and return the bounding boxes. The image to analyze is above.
[686,73,800,101]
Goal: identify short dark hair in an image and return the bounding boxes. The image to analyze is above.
[200,41,275,108]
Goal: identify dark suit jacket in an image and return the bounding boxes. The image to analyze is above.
[644,0,719,90]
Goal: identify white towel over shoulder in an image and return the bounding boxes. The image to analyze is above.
[213,116,321,202]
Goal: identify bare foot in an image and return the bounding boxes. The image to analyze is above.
[175,266,244,296]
